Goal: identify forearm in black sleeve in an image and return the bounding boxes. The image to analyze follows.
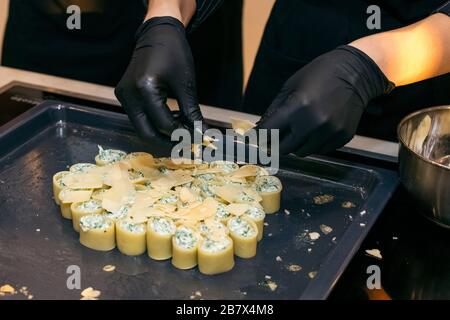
[434,1,450,16]
[141,0,224,30]
[188,0,224,31]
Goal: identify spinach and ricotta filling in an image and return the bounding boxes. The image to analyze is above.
[215,203,231,220]
[80,214,111,232]
[197,173,215,182]
[56,172,70,187]
[70,163,97,173]
[159,194,179,204]
[245,206,265,220]
[210,161,239,174]
[238,193,255,203]
[150,217,175,235]
[118,220,145,233]
[229,217,256,238]
[201,236,231,252]
[198,219,227,236]
[97,145,127,163]
[174,226,198,249]
[76,199,102,213]
[128,169,144,181]
[256,177,280,193]
[105,206,129,220]
[158,166,170,175]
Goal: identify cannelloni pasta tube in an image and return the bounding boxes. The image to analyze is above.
[71,199,103,232]
[69,163,97,173]
[95,146,127,166]
[58,188,93,219]
[116,219,147,256]
[146,217,176,260]
[255,176,282,214]
[243,205,266,241]
[198,236,234,275]
[52,171,70,205]
[79,214,115,251]
[227,216,258,258]
[172,225,200,270]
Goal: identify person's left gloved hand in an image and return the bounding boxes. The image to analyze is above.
[115,16,204,142]
[257,45,395,156]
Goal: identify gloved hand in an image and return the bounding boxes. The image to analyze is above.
[257,45,395,156]
[115,17,204,142]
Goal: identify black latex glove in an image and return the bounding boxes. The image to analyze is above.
[115,17,204,142]
[257,45,394,156]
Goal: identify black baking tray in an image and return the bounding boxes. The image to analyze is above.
[0,101,398,300]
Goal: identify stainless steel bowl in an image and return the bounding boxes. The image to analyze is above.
[398,106,450,227]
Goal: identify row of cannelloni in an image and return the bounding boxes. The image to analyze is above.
[52,147,282,275]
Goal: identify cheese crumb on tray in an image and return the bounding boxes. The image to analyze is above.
[365,249,382,260]
[0,284,16,295]
[287,264,302,272]
[102,265,116,272]
[313,194,334,205]
[319,224,333,235]
[81,287,101,300]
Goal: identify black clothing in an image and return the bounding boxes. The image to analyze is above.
[3,0,145,86]
[244,0,450,140]
[2,0,243,109]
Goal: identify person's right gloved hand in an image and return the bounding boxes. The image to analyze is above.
[257,45,395,156]
[115,17,204,142]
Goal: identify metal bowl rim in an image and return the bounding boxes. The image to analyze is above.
[397,105,450,172]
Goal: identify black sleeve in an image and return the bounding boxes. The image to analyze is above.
[189,0,224,31]
[434,1,450,16]
[142,0,224,31]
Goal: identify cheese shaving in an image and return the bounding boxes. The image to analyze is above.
[192,168,224,176]
[230,117,256,136]
[152,175,194,191]
[179,187,198,203]
[102,265,116,272]
[81,287,101,299]
[101,179,135,213]
[59,189,93,204]
[243,188,262,203]
[213,185,243,203]
[230,165,262,178]
[0,284,15,294]
[365,249,383,260]
[62,173,103,189]
[128,153,154,169]
[102,163,126,186]
[200,218,229,241]
[191,144,202,158]
[178,198,218,223]
[226,203,251,216]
